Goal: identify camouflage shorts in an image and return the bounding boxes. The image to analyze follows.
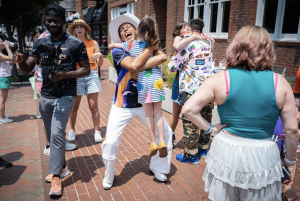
[180,92,213,155]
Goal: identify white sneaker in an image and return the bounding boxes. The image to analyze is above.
[0,118,13,125]
[94,131,102,143]
[35,115,42,119]
[68,130,76,142]
[5,114,10,119]
[103,178,113,190]
[44,146,50,156]
[149,169,168,183]
[65,142,77,151]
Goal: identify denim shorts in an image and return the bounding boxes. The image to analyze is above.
[171,72,182,105]
[77,70,102,96]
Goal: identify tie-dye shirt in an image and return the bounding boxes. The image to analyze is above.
[112,48,142,108]
[168,34,214,94]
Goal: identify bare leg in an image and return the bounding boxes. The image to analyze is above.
[143,103,156,144]
[0,89,9,119]
[153,102,164,143]
[87,92,100,132]
[67,95,82,137]
[35,99,41,116]
[170,102,182,132]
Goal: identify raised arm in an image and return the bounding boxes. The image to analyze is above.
[173,34,208,51]
[108,43,123,50]
[137,50,167,72]
[119,45,157,73]
[0,41,13,62]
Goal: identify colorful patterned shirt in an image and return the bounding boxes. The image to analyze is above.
[112,48,142,108]
[168,34,214,94]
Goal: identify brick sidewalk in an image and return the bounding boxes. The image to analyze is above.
[1,58,300,201]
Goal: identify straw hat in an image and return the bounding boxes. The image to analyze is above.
[109,13,140,43]
[68,19,91,35]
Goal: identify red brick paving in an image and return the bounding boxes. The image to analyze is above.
[1,58,300,201]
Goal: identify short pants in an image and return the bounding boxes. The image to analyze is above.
[77,70,102,96]
[171,72,181,105]
[0,76,11,90]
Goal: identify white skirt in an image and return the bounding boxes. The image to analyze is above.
[203,131,283,201]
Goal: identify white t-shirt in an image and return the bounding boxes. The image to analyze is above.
[0,52,11,77]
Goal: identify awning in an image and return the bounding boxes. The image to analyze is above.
[84,1,108,25]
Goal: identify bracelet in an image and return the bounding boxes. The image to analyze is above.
[284,157,297,166]
[204,123,213,134]
[211,127,218,138]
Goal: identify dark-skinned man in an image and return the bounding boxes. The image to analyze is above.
[13,4,90,196]
[101,13,173,190]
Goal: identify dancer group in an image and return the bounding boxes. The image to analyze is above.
[8,3,299,201]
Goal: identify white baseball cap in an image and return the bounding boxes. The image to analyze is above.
[109,13,140,43]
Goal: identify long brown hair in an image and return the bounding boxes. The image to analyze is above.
[225,25,275,71]
[173,21,188,38]
[136,15,158,47]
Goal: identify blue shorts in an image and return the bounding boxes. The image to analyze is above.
[77,70,102,96]
[171,72,182,105]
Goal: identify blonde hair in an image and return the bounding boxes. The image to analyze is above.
[73,26,92,41]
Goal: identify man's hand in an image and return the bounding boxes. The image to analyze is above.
[49,70,66,83]
[283,184,298,201]
[89,52,102,62]
[13,52,25,63]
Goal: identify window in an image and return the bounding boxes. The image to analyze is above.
[256,0,300,41]
[111,2,135,20]
[185,0,231,38]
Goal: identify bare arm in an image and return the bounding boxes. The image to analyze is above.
[90,41,103,66]
[108,43,123,50]
[119,46,156,73]
[173,34,208,51]
[137,50,167,72]
[204,33,215,49]
[0,42,13,61]
[13,53,36,74]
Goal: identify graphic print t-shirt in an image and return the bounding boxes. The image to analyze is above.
[30,32,88,99]
[112,48,142,108]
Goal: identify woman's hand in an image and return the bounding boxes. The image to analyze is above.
[213,123,227,133]
[4,41,10,49]
[283,165,295,185]
[194,34,207,41]
[89,52,102,62]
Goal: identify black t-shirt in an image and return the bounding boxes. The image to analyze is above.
[30,32,88,99]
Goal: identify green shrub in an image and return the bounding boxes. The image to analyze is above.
[10,76,20,83]
[107,52,114,66]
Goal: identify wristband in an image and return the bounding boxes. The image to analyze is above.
[284,157,297,166]
[204,123,213,134]
[211,127,218,138]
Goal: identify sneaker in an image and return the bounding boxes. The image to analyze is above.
[176,153,200,165]
[5,114,10,119]
[44,146,50,156]
[45,165,70,183]
[49,177,62,195]
[0,118,13,125]
[103,178,113,190]
[35,115,42,119]
[68,130,76,142]
[172,134,176,149]
[94,131,102,143]
[198,149,207,158]
[0,157,13,168]
[149,169,167,183]
[65,142,77,151]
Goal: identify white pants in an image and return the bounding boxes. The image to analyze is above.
[101,104,173,184]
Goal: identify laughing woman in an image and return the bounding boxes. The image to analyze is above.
[68,19,103,142]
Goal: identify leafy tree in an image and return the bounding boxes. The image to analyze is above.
[0,0,63,76]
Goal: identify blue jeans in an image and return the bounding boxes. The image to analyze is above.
[171,72,182,105]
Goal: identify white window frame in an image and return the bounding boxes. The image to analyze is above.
[111,2,135,20]
[256,0,300,41]
[184,0,231,39]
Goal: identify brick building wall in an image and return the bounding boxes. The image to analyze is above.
[106,0,300,76]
